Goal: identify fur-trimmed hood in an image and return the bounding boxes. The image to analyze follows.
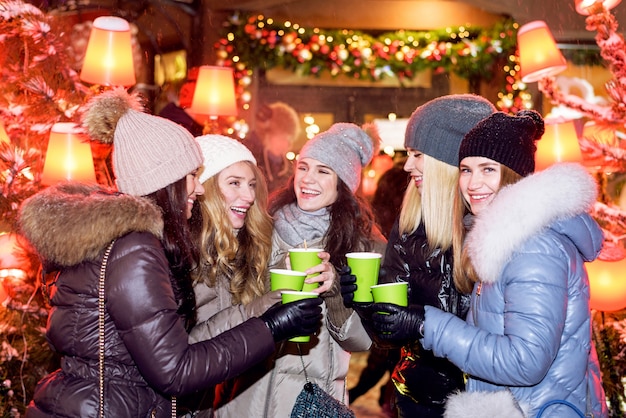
[466,163,601,284]
[19,182,163,266]
[444,390,527,418]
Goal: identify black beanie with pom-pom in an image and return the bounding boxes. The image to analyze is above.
[458,109,544,177]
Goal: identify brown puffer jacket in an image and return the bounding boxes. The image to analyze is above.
[19,183,275,418]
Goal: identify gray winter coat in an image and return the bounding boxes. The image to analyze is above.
[422,164,608,418]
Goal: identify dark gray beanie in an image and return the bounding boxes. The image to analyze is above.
[299,123,374,192]
[404,94,496,166]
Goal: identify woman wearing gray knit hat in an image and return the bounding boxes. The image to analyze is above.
[341,94,496,418]
[19,89,322,418]
[236,122,386,417]
[371,110,608,418]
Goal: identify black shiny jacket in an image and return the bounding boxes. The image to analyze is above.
[20,183,275,418]
[379,220,470,407]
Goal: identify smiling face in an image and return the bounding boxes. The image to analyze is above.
[185,170,205,219]
[294,157,339,212]
[404,148,424,193]
[459,156,502,215]
[217,161,257,229]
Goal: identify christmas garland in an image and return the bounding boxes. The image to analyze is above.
[215,14,603,115]
[215,14,524,112]
[217,13,517,83]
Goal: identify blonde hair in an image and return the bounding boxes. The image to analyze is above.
[452,164,523,293]
[194,162,273,305]
[399,154,459,251]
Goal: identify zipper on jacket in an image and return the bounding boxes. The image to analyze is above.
[472,282,482,326]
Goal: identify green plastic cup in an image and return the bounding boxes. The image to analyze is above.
[270,269,306,291]
[281,290,319,343]
[288,248,323,292]
[346,252,382,302]
[371,282,409,307]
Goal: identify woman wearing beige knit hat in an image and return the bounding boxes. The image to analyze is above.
[212,122,387,417]
[19,89,322,418]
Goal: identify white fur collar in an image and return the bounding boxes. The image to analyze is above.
[465,163,598,283]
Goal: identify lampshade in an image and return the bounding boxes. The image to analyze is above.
[575,0,622,15]
[587,248,626,312]
[0,121,9,143]
[189,66,238,118]
[80,16,136,87]
[535,117,582,171]
[0,233,28,303]
[41,123,97,185]
[517,21,567,83]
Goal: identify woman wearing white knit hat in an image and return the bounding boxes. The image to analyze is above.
[188,134,338,417]
[19,89,322,418]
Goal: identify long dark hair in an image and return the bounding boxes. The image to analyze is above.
[146,176,198,331]
[269,175,378,267]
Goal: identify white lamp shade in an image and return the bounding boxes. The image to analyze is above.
[575,0,622,15]
[80,16,136,87]
[41,123,97,185]
[189,66,238,118]
[517,21,567,83]
[587,249,626,312]
[535,117,582,171]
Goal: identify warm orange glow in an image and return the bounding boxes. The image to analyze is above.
[80,16,136,87]
[535,117,582,171]
[189,66,238,118]
[517,21,567,83]
[0,233,24,271]
[575,0,622,14]
[0,122,9,143]
[41,123,97,185]
[0,233,28,303]
[587,257,626,312]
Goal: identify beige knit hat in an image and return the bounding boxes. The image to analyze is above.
[82,88,202,196]
[196,134,257,184]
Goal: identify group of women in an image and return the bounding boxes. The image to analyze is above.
[18,88,608,418]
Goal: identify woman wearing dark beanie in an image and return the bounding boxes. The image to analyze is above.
[370,110,608,417]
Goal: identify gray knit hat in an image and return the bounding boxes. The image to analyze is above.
[404,94,496,166]
[82,88,202,196]
[299,123,374,192]
[196,134,256,184]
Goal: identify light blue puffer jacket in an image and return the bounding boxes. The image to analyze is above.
[422,163,608,418]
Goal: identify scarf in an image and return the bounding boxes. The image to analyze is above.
[273,202,331,247]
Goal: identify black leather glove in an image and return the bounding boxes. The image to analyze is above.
[349,302,394,350]
[370,303,425,346]
[339,265,357,308]
[260,298,323,343]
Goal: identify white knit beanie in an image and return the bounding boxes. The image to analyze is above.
[82,88,202,196]
[196,134,257,184]
[299,123,374,192]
